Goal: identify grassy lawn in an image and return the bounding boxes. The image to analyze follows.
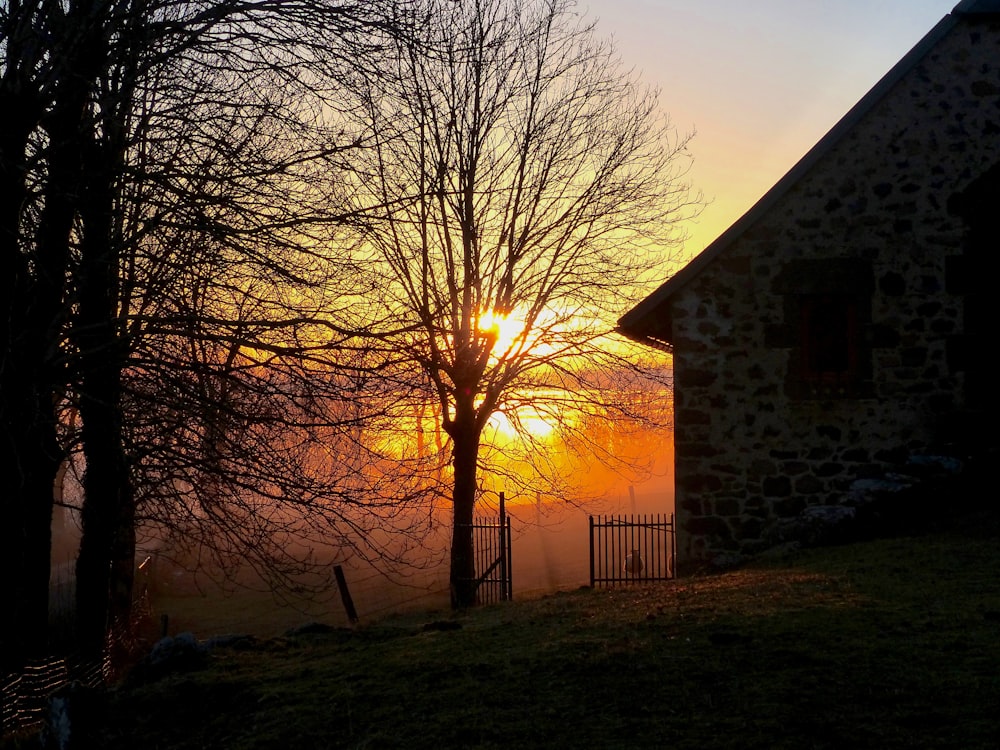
[31,517,1000,748]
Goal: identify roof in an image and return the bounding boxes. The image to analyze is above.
[955,0,1000,13]
[617,1,999,349]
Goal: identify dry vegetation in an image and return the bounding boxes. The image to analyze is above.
[50,513,995,750]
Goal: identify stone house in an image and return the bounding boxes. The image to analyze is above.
[617,0,1000,567]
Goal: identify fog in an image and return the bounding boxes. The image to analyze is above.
[332,478,675,619]
[49,442,674,636]
[125,474,674,637]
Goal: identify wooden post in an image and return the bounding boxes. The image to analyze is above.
[333,565,359,625]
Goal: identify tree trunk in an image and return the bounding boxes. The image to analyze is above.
[74,132,135,660]
[0,231,67,671]
[0,101,44,671]
[0,379,60,670]
[75,294,135,657]
[75,374,135,658]
[449,402,480,608]
[0,53,84,667]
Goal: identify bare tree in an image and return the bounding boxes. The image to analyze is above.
[341,0,698,607]
[1,0,102,669]
[1,0,411,664]
[69,0,410,656]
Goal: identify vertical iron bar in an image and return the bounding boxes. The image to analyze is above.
[616,515,622,585]
[506,515,512,600]
[598,516,604,586]
[652,514,658,579]
[589,516,595,587]
[641,514,647,581]
[604,516,610,586]
[473,521,480,603]
[660,514,665,578]
[481,521,488,603]
[499,492,508,601]
[487,520,493,602]
[601,516,606,586]
[643,514,649,581]
[630,514,636,582]
[650,515,656,579]
[604,516,610,585]
[643,514,648,581]
[656,513,670,578]
[670,512,676,578]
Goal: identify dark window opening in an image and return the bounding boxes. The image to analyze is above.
[800,294,859,392]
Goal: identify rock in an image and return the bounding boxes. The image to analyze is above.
[906,454,964,475]
[709,552,745,570]
[770,505,857,548]
[846,476,915,506]
[758,541,802,559]
[801,504,856,524]
[128,632,208,685]
[204,633,259,650]
[284,622,335,637]
[150,632,206,665]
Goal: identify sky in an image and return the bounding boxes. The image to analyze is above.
[583,0,961,263]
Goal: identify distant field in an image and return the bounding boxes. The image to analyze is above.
[149,490,674,638]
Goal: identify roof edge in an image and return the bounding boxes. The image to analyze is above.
[618,9,962,338]
[953,0,1000,15]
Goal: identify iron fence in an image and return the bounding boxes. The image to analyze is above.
[456,494,512,604]
[589,513,676,587]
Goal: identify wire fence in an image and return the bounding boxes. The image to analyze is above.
[0,654,105,739]
[1,587,152,739]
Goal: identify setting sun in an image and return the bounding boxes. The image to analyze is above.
[486,403,557,441]
[478,306,572,364]
[478,310,524,356]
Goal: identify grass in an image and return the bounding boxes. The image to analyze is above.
[37,517,1000,748]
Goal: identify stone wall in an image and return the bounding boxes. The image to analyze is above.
[671,15,1000,566]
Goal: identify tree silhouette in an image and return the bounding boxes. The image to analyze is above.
[0,0,404,665]
[341,0,698,607]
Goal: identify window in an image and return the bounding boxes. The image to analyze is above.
[770,258,873,399]
[799,294,859,394]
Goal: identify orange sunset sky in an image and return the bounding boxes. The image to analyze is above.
[586,0,960,266]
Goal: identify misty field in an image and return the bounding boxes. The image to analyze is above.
[60,512,1000,750]
[135,487,674,638]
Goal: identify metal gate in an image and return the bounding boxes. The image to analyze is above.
[460,493,513,604]
[589,513,676,587]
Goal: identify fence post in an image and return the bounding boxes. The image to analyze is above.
[499,492,508,601]
[505,514,512,600]
[671,512,677,578]
[333,565,359,625]
[588,516,595,587]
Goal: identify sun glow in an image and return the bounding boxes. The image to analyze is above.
[487,403,558,441]
[478,309,525,356]
[478,305,572,366]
